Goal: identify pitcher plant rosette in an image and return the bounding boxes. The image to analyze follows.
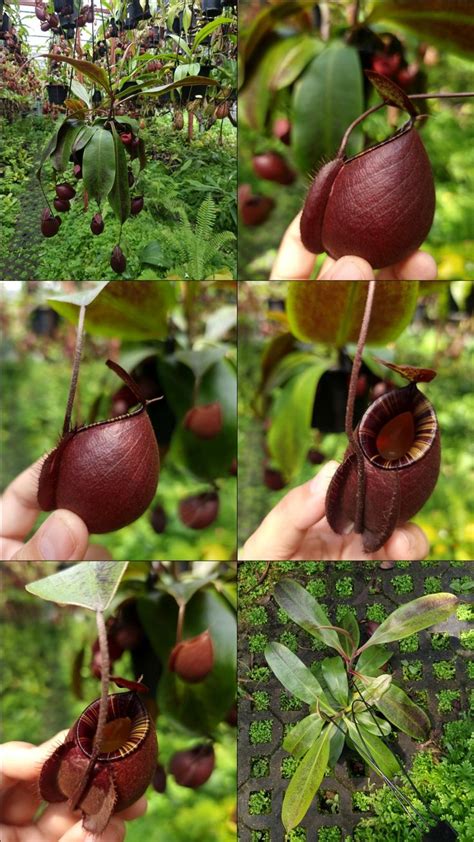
[264,579,459,834]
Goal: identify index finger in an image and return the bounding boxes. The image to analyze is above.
[0,457,45,541]
[270,212,317,280]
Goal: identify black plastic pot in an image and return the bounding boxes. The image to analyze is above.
[92,89,102,105]
[202,0,223,18]
[46,83,68,104]
[54,0,74,12]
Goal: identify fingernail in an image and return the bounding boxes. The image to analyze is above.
[398,526,415,556]
[330,260,365,280]
[38,512,77,560]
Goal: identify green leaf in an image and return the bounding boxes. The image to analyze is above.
[156,572,220,606]
[174,347,227,380]
[357,594,459,653]
[320,656,349,706]
[355,645,392,676]
[73,125,95,153]
[292,43,364,174]
[264,642,334,711]
[287,281,420,346]
[82,127,116,204]
[70,78,91,108]
[328,721,346,767]
[374,682,431,740]
[36,116,69,179]
[274,579,345,655]
[268,363,325,481]
[367,0,474,58]
[268,34,321,91]
[138,588,236,735]
[108,124,130,224]
[355,674,392,706]
[282,724,333,831]
[52,121,82,173]
[192,16,233,49]
[355,710,391,737]
[140,241,172,270]
[48,281,174,340]
[42,54,111,94]
[139,76,219,98]
[345,719,400,779]
[283,713,325,758]
[25,562,128,611]
[338,611,360,657]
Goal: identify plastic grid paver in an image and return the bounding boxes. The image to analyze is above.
[238,561,473,841]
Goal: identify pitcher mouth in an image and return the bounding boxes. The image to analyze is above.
[358,385,438,470]
[75,692,149,761]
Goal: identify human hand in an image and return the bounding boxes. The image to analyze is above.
[0,457,112,560]
[270,212,438,280]
[0,732,147,841]
[240,461,430,561]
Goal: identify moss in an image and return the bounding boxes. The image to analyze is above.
[310,638,330,652]
[252,690,270,711]
[335,562,353,571]
[277,607,290,624]
[335,577,354,597]
[301,562,325,574]
[436,689,460,712]
[430,633,451,650]
[396,561,411,568]
[281,755,299,778]
[402,659,423,681]
[246,606,268,626]
[399,633,419,653]
[457,604,474,622]
[306,578,327,598]
[287,829,306,841]
[318,829,342,842]
[392,574,414,594]
[460,630,474,650]
[424,575,442,594]
[279,630,298,652]
[249,719,273,745]
[251,832,269,842]
[466,661,474,680]
[432,659,456,680]
[449,576,474,595]
[251,757,270,778]
[368,577,382,594]
[366,603,387,623]
[280,690,302,712]
[248,790,272,815]
[352,791,373,812]
[249,633,268,654]
[247,665,271,682]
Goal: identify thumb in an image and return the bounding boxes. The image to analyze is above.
[240,461,338,560]
[319,256,375,280]
[11,509,90,561]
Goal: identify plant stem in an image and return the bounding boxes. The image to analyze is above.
[345,280,376,442]
[93,608,110,754]
[62,303,86,435]
[338,90,474,157]
[345,280,376,534]
[176,600,186,644]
